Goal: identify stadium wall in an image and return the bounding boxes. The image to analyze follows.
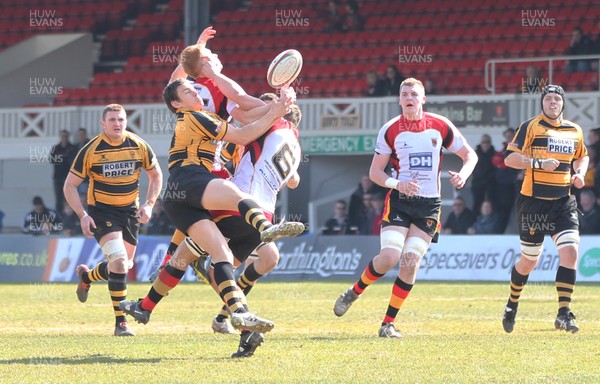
[1,234,599,283]
[0,92,598,229]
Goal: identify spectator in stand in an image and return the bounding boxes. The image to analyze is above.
[471,134,496,214]
[468,200,502,234]
[342,2,364,32]
[579,189,600,234]
[365,70,386,97]
[322,200,357,235]
[492,128,520,233]
[370,193,385,235]
[381,64,405,96]
[443,196,476,234]
[23,196,62,236]
[357,192,376,234]
[145,199,175,235]
[587,127,600,156]
[519,65,547,94]
[565,27,593,73]
[348,174,373,229]
[324,1,344,32]
[591,21,600,71]
[61,203,82,237]
[74,127,90,152]
[74,128,90,195]
[583,146,597,194]
[0,209,4,233]
[51,129,76,213]
[423,79,437,95]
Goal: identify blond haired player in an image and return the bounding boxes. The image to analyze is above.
[333,78,478,338]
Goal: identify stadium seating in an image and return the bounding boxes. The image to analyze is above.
[2,0,597,105]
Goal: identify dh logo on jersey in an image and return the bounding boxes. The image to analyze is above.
[409,152,433,170]
[547,137,574,154]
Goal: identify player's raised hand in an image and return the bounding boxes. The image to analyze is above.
[279,86,297,106]
[197,26,216,47]
[448,170,467,189]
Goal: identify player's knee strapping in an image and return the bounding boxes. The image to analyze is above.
[184,237,208,257]
[520,241,543,261]
[402,237,429,259]
[552,230,580,250]
[380,230,406,252]
[102,239,127,264]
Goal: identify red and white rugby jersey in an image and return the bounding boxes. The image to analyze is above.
[375,112,465,197]
[231,118,301,215]
[189,76,237,119]
[188,76,239,170]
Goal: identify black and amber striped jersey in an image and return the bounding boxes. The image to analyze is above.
[506,113,587,199]
[70,131,157,207]
[167,108,229,171]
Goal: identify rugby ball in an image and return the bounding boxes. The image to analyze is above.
[266,49,303,88]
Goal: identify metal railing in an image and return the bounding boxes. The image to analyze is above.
[485,54,600,94]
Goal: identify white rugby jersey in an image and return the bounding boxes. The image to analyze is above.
[231,118,301,214]
[375,112,465,197]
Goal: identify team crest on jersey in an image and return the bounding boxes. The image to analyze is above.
[547,137,574,154]
[529,227,535,236]
[99,154,108,161]
[426,218,434,228]
[106,221,112,227]
[129,150,135,158]
[431,138,438,147]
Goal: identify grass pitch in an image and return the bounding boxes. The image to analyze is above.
[0,281,599,384]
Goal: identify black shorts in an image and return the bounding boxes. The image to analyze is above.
[88,203,140,245]
[163,165,217,233]
[216,215,261,264]
[516,194,578,243]
[382,190,441,240]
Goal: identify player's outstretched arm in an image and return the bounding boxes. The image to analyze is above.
[223,87,295,145]
[169,26,216,83]
[202,55,265,111]
[230,104,272,125]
